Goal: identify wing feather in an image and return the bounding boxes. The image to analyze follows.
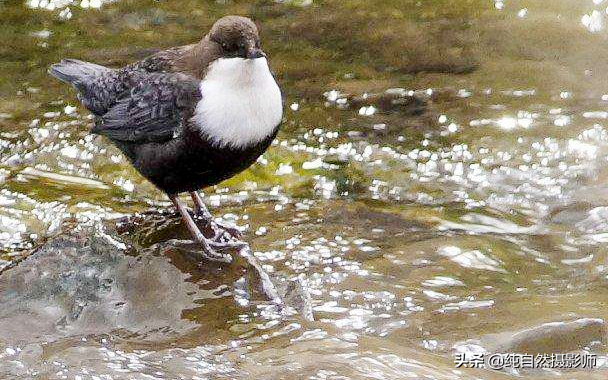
[93,73,200,143]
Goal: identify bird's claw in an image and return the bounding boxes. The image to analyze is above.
[209,239,248,249]
[192,211,243,241]
[166,238,234,263]
[213,222,243,240]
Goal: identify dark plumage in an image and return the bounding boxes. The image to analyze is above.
[49,16,283,260]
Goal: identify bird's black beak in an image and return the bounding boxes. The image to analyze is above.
[246,47,265,59]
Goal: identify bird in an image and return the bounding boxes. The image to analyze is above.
[49,15,283,261]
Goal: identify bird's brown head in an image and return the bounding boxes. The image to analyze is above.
[208,16,264,60]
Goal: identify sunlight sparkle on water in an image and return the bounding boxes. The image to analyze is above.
[493,116,533,130]
[582,10,604,32]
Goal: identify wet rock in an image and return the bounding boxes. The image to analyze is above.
[0,230,201,343]
[0,224,314,345]
[117,210,315,320]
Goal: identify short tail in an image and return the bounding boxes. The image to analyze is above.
[48,59,111,91]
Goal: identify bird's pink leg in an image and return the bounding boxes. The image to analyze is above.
[170,195,244,262]
[189,191,243,240]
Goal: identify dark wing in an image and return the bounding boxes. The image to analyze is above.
[92,72,201,143]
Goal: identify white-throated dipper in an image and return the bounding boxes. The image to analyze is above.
[49,15,283,260]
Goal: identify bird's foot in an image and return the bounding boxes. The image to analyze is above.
[214,221,243,239]
[209,238,248,249]
[192,211,243,241]
[209,221,243,242]
[167,238,243,263]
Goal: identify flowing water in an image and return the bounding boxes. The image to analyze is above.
[2,0,608,378]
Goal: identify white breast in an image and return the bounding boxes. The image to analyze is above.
[192,57,283,149]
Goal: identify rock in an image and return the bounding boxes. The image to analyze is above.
[0,221,314,345]
[0,230,202,343]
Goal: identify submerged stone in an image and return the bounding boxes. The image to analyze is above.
[454,318,606,359]
[483,318,606,355]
